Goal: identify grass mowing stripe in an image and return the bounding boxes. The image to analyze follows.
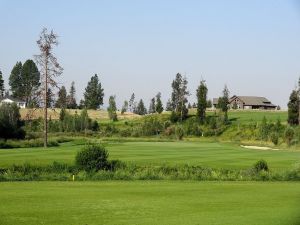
[0,181,299,225]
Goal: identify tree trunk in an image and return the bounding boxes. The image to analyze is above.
[44,58,48,148]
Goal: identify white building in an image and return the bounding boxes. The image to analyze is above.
[0,96,26,108]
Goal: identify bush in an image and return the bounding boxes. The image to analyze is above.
[75,144,109,172]
[270,132,279,145]
[0,103,25,139]
[175,125,184,140]
[253,159,269,173]
[284,127,295,146]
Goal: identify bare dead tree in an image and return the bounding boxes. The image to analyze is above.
[35,28,63,147]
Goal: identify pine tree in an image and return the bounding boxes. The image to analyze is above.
[218,85,230,123]
[148,97,156,114]
[8,60,40,105]
[170,73,189,121]
[206,100,212,108]
[9,62,23,98]
[155,92,164,114]
[196,80,208,124]
[165,99,173,111]
[287,89,299,125]
[0,70,4,97]
[107,95,118,121]
[121,100,128,114]
[135,99,147,115]
[55,86,67,108]
[21,59,40,105]
[46,88,54,108]
[35,28,63,147]
[84,74,104,109]
[67,81,77,109]
[129,93,136,112]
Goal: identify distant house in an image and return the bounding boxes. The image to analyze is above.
[213,95,277,110]
[0,96,26,108]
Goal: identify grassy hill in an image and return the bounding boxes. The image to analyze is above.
[20,108,141,121]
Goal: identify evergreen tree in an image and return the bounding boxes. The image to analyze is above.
[67,81,77,109]
[170,73,189,121]
[21,59,40,105]
[9,62,23,98]
[192,102,197,108]
[78,99,85,109]
[155,92,164,114]
[196,80,208,124]
[165,99,173,111]
[46,88,54,108]
[287,89,299,125]
[206,99,212,108]
[9,60,40,105]
[0,70,4,97]
[135,99,147,115]
[188,103,192,109]
[107,95,118,121]
[121,100,128,114]
[129,93,136,112]
[55,86,67,108]
[148,97,156,114]
[84,74,104,109]
[218,85,230,123]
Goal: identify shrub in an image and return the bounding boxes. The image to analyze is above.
[253,159,269,173]
[270,132,279,145]
[284,127,295,146]
[175,125,184,140]
[75,144,109,172]
[0,103,25,139]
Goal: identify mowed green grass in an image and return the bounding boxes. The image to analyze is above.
[0,141,299,170]
[0,181,299,225]
[214,110,287,123]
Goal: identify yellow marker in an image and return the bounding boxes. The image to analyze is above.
[72,174,75,181]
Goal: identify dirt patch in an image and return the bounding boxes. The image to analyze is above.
[240,145,280,151]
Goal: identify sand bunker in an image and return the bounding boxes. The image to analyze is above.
[240,145,280,151]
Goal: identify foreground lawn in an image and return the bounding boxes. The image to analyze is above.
[0,141,299,170]
[0,181,299,225]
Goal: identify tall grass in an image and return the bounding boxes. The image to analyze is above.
[1,162,299,182]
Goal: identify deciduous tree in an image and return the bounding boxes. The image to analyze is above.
[170,73,189,121]
[107,95,118,121]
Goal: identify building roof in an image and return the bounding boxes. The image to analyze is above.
[213,95,276,108]
[0,96,25,103]
[231,96,276,107]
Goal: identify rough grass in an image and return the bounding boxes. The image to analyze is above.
[20,108,141,121]
[0,181,299,225]
[0,141,299,170]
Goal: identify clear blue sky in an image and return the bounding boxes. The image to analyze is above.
[1,0,300,109]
